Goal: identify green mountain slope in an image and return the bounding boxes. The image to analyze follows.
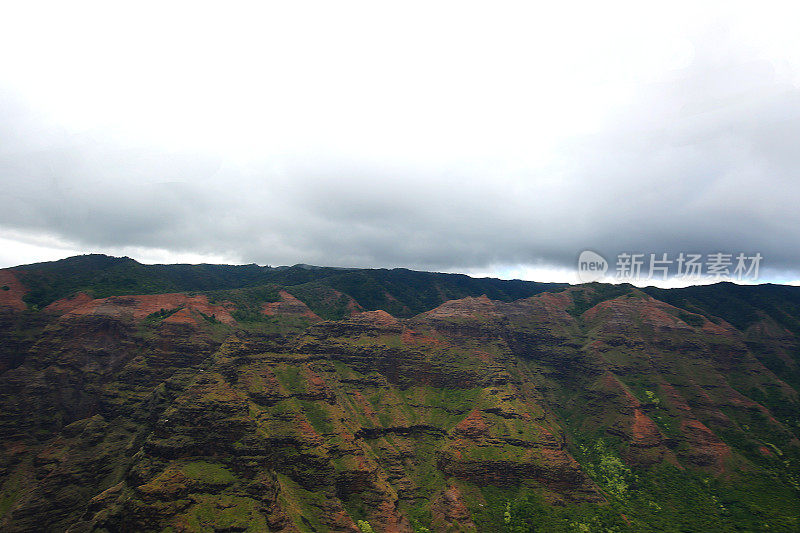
[13,254,566,317]
[0,257,799,532]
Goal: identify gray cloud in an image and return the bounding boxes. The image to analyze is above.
[1,31,800,281]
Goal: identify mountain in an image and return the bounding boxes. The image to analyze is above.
[0,255,799,532]
[10,254,566,318]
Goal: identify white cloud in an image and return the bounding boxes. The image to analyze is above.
[1,2,800,280]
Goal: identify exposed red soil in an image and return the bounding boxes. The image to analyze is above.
[473,350,494,363]
[498,291,577,325]
[261,290,321,320]
[535,291,573,312]
[431,485,476,531]
[680,419,732,470]
[162,308,198,326]
[59,293,237,324]
[423,295,499,319]
[383,291,411,315]
[687,378,722,408]
[296,416,323,443]
[371,499,408,533]
[701,317,738,336]
[401,328,445,347]
[632,408,662,447]
[726,392,760,409]
[302,367,335,401]
[582,292,737,336]
[600,373,641,408]
[583,296,692,332]
[642,305,692,330]
[0,269,27,311]
[582,298,629,322]
[352,391,379,424]
[344,294,364,316]
[758,445,774,457]
[304,367,326,389]
[658,381,693,413]
[534,428,582,469]
[454,409,488,439]
[44,292,94,314]
[350,309,400,327]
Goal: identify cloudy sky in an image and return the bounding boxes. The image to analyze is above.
[1,1,799,286]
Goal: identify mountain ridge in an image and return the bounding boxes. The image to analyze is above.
[1,255,799,531]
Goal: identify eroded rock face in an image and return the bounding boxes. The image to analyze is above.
[0,270,27,311]
[1,284,799,531]
[51,293,237,325]
[431,486,476,532]
[422,295,500,320]
[43,292,94,314]
[262,290,321,320]
[350,309,402,329]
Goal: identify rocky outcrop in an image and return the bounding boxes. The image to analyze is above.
[0,270,27,311]
[1,282,800,531]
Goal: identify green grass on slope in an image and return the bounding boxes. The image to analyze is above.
[321,268,566,317]
[643,282,800,334]
[469,463,800,533]
[566,283,635,317]
[12,254,568,317]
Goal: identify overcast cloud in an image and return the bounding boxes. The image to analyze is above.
[1,1,799,285]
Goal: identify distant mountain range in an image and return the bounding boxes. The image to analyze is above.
[1,255,799,531]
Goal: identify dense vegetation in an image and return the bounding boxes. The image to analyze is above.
[14,254,565,317]
[643,282,800,334]
[3,255,800,531]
